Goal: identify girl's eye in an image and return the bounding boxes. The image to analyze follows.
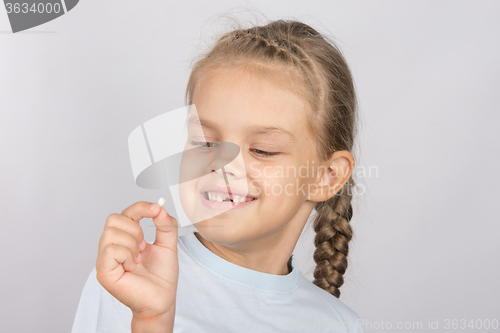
[190,140,219,149]
[250,148,280,157]
[190,141,279,157]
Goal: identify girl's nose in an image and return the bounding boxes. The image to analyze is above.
[211,150,246,179]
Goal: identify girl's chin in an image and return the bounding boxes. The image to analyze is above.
[193,218,242,238]
[193,218,225,230]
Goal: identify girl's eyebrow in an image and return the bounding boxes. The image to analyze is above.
[187,116,297,142]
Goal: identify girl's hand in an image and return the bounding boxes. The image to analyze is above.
[95,201,179,325]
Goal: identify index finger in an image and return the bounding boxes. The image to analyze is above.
[120,201,162,223]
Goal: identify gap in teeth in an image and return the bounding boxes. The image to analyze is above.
[205,191,253,203]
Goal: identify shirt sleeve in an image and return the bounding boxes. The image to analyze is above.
[71,266,133,333]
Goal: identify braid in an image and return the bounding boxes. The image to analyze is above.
[312,178,354,298]
[232,30,292,56]
[228,29,315,73]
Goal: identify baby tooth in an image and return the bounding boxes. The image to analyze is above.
[216,195,223,202]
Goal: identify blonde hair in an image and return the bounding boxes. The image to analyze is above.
[185,18,358,298]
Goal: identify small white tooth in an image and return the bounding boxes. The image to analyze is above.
[233,195,243,203]
[208,192,213,201]
[216,195,223,202]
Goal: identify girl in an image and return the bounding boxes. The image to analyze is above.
[72,19,364,333]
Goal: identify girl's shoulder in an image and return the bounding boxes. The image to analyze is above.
[296,273,363,329]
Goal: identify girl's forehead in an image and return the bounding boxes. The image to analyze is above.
[191,100,307,140]
[193,69,310,121]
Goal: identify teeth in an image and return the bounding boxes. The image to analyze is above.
[233,195,245,203]
[207,191,225,202]
[205,191,253,203]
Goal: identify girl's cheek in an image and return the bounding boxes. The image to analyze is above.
[247,163,299,198]
[249,179,263,196]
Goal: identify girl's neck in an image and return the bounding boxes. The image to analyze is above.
[193,200,316,276]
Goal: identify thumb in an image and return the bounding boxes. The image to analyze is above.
[152,206,178,250]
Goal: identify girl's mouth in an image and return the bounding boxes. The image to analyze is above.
[203,191,256,203]
[200,191,257,210]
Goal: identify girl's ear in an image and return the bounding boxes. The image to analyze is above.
[307,151,354,202]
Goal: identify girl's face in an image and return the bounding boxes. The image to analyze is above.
[190,66,321,245]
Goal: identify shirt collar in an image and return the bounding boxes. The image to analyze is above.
[179,231,300,293]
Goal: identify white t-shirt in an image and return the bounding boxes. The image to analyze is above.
[71,231,365,332]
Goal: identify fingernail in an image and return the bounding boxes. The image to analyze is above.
[140,239,146,249]
[149,203,157,211]
[136,253,141,263]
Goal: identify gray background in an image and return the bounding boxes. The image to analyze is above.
[1,1,499,332]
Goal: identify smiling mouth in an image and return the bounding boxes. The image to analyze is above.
[202,191,257,203]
